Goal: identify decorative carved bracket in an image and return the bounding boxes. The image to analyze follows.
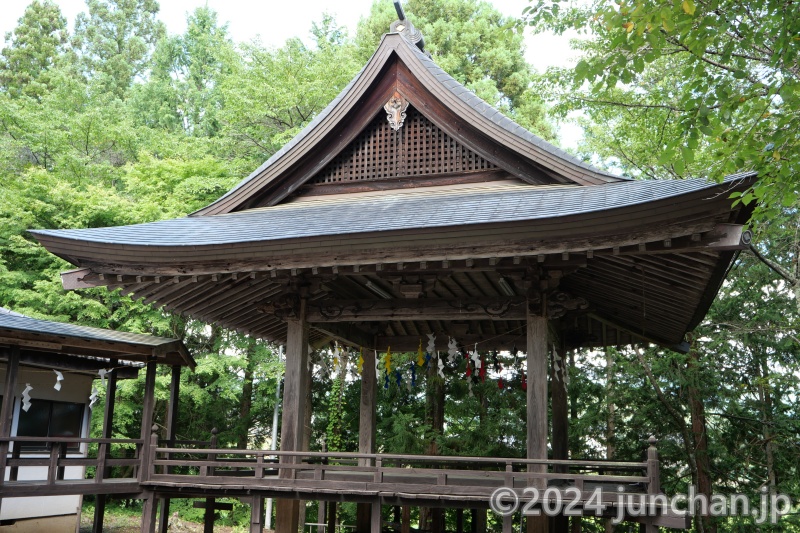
[257,293,301,320]
[384,91,410,131]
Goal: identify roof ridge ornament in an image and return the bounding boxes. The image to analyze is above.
[390,0,425,52]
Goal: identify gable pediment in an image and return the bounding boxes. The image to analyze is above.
[193,33,624,216]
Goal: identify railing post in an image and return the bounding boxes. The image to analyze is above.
[47,442,59,485]
[647,436,660,495]
[95,442,108,483]
[57,442,67,481]
[203,428,218,478]
[143,425,158,482]
[9,442,20,482]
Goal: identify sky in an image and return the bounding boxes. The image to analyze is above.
[0,0,582,146]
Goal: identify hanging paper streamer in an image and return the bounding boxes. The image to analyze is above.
[384,370,389,390]
[498,378,504,389]
[98,368,110,387]
[437,352,445,378]
[521,373,528,391]
[426,333,436,355]
[417,340,425,367]
[553,351,563,381]
[332,342,340,371]
[447,337,459,363]
[410,362,417,387]
[21,383,33,412]
[470,345,481,369]
[479,355,487,382]
[374,350,380,371]
[395,369,402,387]
[53,370,64,391]
[89,386,99,410]
[357,348,364,374]
[467,379,474,397]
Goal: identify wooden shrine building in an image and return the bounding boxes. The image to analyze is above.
[30,6,755,533]
[0,307,194,532]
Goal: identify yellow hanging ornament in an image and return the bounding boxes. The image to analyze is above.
[358,347,364,374]
[385,346,392,372]
[417,339,425,367]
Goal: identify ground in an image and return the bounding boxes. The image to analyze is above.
[79,510,254,532]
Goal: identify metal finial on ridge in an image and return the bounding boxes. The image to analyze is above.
[390,0,425,51]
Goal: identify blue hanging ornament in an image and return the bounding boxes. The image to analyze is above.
[424,352,432,369]
[384,370,389,389]
[411,362,417,387]
[395,369,402,387]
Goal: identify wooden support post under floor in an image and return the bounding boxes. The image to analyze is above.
[158,365,181,533]
[139,359,159,533]
[0,346,20,515]
[93,360,119,533]
[527,303,548,533]
[276,298,310,533]
[251,495,264,533]
[357,348,377,533]
[370,501,381,532]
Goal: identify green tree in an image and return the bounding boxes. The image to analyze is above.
[526,0,800,219]
[73,0,166,97]
[0,0,70,99]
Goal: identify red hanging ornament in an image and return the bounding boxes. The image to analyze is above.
[498,378,504,389]
[521,373,527,391]
[479,356,486,382]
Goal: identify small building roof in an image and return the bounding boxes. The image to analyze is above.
[0,309,194,368]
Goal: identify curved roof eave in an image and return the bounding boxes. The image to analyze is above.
[191,33,626,217]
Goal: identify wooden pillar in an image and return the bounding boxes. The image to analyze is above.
[357,348,377,532]
[552,343,569,533]
[139,358,158,478]
[472,508,486,533]
[141,493,159,533]
[0,346,20,513]
[370,501,382,532]
[455,508,463,533]
[94,360,119,533]
[251,495,264,533]
[204,499,215,533]
[527,304,548,533]
[276,299,309,533]
[158,365,181,533]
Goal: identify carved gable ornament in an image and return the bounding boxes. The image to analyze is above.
[384,91,410,131]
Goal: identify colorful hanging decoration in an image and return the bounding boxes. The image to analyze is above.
[374,350,380,371]
[410,362,417,387]
[437,352,444,378]
[332,342,340,370]
[21,383,33,412]
[467,378,474,397]
[384,347,393,373]
[98,368,109,387]
[498,378,504,389]
[553,350,562,381]
[479,355,487,382]
[89,386,99,410]
[53,370,64,391]
[384,370,390,389]
[357,348,364,374]
[426,333,436,354]
[521,373,528,391]
[447,337,459,363]
[417,340,425,367]
[492,351,502,373]
[395,369,402,387]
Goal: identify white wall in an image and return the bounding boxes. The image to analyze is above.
[0,365,94,521]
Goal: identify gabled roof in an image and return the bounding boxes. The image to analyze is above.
[193,32,625,217]
[0,309,195,367]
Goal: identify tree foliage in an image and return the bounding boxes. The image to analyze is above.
[526,0,800,219]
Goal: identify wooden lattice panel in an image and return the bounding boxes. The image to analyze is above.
[311,106,497,185]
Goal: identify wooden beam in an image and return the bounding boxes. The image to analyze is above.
[306,298,526,323]
[311,324,375,350]
[376,334,523,352]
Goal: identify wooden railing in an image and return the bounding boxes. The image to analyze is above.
[0,436,143,486]
[144,430,662,501]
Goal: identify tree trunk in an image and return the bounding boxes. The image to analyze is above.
[687,339,714,533]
